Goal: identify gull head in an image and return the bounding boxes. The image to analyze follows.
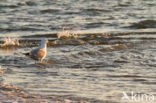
[40,38,48,48]
[41,38,49,44]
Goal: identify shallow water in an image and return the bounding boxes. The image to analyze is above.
[0,32,155,103]
[0,0,156,103]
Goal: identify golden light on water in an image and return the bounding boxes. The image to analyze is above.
[0,46,17,55]
[0,37,19,55]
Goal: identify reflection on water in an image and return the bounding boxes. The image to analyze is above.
[0,46,17,56]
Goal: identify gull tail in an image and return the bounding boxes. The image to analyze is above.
[24,52,30,56]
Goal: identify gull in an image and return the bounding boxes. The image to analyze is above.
[25,38,48,63]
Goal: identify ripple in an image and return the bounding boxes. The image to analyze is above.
[0,4,19,9]
[40,9,61,14]
[129,20,156,29]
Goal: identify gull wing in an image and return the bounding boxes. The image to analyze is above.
[30,47,41,59]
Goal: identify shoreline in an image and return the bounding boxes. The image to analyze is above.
[0,83,97,103]
[0,83,57,102]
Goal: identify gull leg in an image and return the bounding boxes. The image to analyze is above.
[40,58,44,64]
[35,60,37,64]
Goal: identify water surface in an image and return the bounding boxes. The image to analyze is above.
[0,0,156,103]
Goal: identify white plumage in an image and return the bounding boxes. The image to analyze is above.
[26,38,48,62]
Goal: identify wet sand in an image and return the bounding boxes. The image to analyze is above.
[0,83,89,103]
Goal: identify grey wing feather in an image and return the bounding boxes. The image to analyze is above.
[30,47,40,57]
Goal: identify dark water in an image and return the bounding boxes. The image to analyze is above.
[0,0,156,103]
[0,0,156,35]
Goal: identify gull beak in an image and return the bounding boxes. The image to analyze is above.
[45,40,48,43]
